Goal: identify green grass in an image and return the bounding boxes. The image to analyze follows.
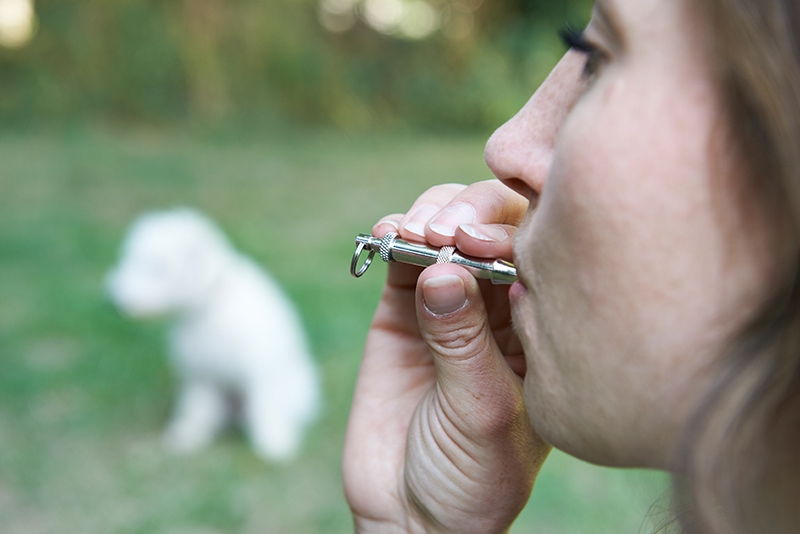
[0,125,668,533]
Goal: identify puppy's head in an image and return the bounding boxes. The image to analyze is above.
[106,208,233,318]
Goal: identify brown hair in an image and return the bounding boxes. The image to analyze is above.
[672,1,800,533]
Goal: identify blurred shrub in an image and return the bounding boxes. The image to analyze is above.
[0,0,591,132]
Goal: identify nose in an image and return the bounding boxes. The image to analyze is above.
[485,51,587,202]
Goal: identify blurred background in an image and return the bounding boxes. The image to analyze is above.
[0,0,669,532]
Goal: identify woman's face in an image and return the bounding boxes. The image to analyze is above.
[485,0,775,468]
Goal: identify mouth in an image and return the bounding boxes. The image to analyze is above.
[507,251,533,308]
[509,248,528,288]
[509,226,529,283]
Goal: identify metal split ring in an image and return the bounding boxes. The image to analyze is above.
[350,240,375,278]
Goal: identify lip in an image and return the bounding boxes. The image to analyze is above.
[508,279,527,305]
[508,249,527,300]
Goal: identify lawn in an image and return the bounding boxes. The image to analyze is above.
[0,125,668,533]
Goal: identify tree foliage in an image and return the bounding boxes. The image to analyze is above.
[0,0,591,131]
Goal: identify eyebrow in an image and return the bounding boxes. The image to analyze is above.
[593,0,625,50]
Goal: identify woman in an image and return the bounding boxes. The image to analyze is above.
[342,0,800,532]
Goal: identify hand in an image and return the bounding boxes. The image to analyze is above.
[343,180,550,533]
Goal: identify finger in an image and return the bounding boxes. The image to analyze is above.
[372,214,403,238]
[410,263,541,529]
[425,180,528,247]
[455,222,516,261]
[371,214,426,288]
[373,184,467,288]
[398,183,468,242]
[415,263,524,433]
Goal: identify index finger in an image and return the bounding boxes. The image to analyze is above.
[419,180,527,264]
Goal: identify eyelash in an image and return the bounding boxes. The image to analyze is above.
[559,24,605,79]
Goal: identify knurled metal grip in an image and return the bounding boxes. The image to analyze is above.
[436,246,455,264]
[379,232,397,263]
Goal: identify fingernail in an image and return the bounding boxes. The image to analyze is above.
[429,203,476,238]
[403,205,439,238]
[459,223,508,243]
[376,217,399,231]
[423,275,466,315]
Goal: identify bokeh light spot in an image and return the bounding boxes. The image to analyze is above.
[397,0,439,40]
[319,0,358,33]
[0,0,36,49]
[363,0,404,34]
[317,0,450,40]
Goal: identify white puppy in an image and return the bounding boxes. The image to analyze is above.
[105,208,320,462]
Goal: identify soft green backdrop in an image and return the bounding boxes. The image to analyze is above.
[0,127,669,533]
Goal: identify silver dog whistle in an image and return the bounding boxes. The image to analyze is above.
[350,232,517,285]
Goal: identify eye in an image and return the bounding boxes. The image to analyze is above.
[559,24,606,80]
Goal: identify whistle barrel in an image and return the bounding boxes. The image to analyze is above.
[355,233,517,285]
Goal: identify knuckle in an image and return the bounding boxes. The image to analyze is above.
[460,180,527,224]
[423,183,467,202]
[424,320,489,361]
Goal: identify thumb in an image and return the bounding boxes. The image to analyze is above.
[416,264,522,431]
[411,265,545,533]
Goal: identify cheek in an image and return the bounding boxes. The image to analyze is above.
[540,71,727,338]
[516,73,747,462]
